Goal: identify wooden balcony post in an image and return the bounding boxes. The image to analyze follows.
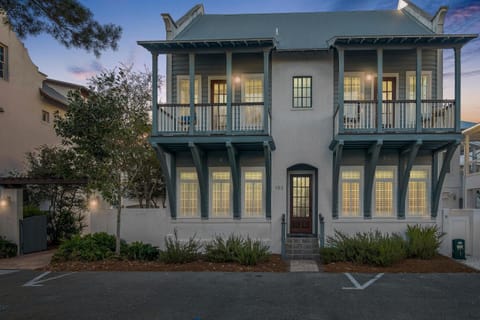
[338,47,345,133]
[151,51,159,134]
[376,48,383,133]
[263,49,270,133]
[226,51,232,133]
[189,53,195,134]
[415,48,422,133]
[454,47,461,132]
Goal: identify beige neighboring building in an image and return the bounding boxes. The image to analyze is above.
[0,22,84,174]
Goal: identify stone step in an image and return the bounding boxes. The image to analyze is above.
[286,253,321,260]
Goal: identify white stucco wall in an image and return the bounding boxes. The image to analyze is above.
[0,24,63,174]
[270,51,334,247]
[88,206,273,251]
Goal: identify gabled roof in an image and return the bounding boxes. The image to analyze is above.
[173,10,433,50]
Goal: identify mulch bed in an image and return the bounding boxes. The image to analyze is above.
[322,255,479,273]
[46,254,289,272]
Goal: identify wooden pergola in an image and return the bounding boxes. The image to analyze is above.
[0,177,88,188]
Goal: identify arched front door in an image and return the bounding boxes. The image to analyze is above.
[287,164,317,235]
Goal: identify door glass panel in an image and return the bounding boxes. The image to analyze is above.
[211,80,227,131]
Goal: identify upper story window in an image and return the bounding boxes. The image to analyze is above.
[407,166,430,217]
[42,110,50,123]
[177,76,201,104]
[292,76,312,109]
[0,44,7,80]
[178,169,199,217]
[406,71,431,100]
[340,166,363,217]
[344,76,362,100]
[242,75,263,102]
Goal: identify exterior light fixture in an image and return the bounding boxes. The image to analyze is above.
[89,196,99,209]
[366,73,373,81]
[0,196,11,208]
[234,76,241,84]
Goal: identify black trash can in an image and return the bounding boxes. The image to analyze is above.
[452,239,466,260]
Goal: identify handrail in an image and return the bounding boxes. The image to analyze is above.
[281,213,286,260]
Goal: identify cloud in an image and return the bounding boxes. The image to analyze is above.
[67,61,104,80]
[444,69,480,78]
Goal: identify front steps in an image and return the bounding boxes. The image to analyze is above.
[285,237,320,260]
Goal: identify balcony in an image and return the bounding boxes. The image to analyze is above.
[156,102,269,135]
[334,99,456,135]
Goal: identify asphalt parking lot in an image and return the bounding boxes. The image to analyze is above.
[1,270,480,320]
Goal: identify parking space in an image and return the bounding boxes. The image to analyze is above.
[0,271,479,319]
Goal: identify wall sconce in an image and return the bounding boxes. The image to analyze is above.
[365,73,373,81]
[89,196,99,209]
[0,196,11,208]
[234,76,241,84]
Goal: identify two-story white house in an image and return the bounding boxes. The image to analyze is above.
[138,0,477,258]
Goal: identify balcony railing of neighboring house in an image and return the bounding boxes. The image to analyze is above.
[156,102,267,135]
[334,99,456,134]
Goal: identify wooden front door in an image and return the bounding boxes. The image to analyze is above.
[374,77,396,128]
[210,80,227,131]
[289,174,313,234]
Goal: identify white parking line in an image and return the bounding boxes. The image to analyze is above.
[22,271,76,287]
[342,273,384,290]
[0,270,19,276]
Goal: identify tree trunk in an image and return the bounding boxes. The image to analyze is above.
[115,197,122,255]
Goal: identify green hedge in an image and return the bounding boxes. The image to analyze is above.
[320,225,444,267]
[205,234,270,266]
[0,237,17,258]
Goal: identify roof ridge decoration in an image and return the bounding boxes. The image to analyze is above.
[398,0,448,33]
[161,4,204,40]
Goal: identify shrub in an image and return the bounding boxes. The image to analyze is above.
[160,229,201,264]
[53,232,126,262]
[23,205,46,218]
[126,241,160,261]
[320,230,407,267]
[232,237,270,266]
[0,237,17,258]
[204,234,244,263]
[406,224,443,259]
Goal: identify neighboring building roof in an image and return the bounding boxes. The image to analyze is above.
[462,121,477,130]
[173,10,433,50]
[39,79,86,108]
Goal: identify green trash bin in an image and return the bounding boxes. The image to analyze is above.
[452,239,466,260]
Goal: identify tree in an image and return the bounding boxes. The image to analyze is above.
[55,65,163,254]
[0,0,121,56]
[25,146,88,244]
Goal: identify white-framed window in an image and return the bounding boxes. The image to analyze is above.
[239,74,264,130]
[344,74,363,118]
[242,167,265,217]
[177,75,201,104]
[405,71,432,100]
[42,110,50,123]
[241,74,263,103]
[407,166,430,217]
[177,168,199,217]
[373,166,396,217]
[210,168,232,217]
[0,44,6,80]
[339,166,363,217]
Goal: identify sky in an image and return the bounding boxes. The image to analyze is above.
[21,0,480,121]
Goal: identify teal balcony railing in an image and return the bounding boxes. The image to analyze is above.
[156,102,267,135]
[334,99,456,135]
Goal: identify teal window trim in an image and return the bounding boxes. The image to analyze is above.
[292,76,312,109]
